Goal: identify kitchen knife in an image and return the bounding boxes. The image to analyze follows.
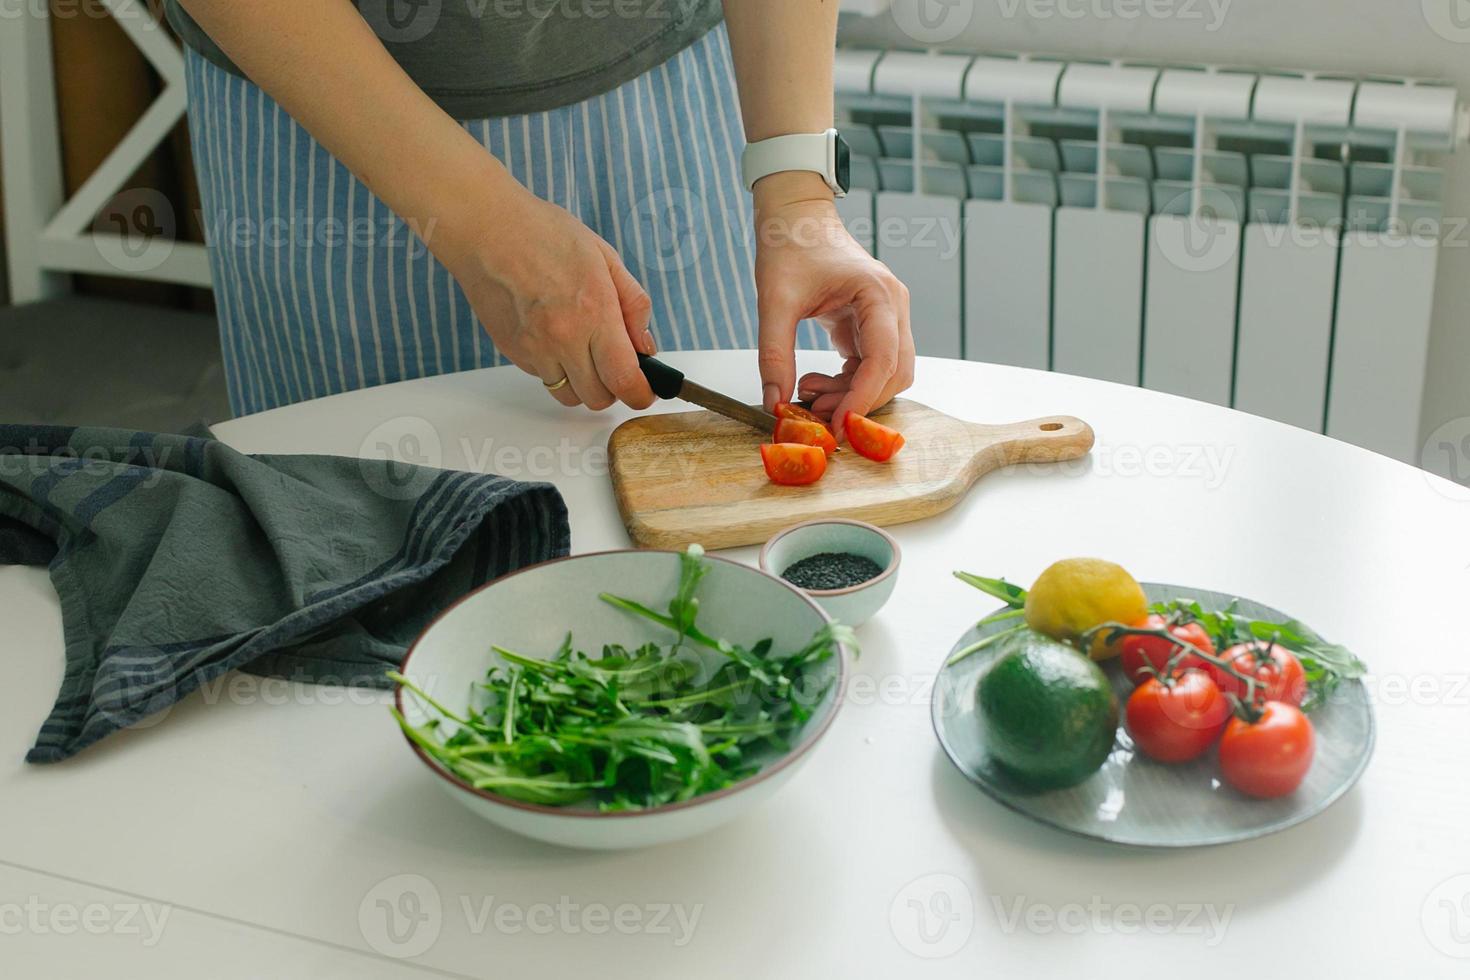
[638,353,777,435]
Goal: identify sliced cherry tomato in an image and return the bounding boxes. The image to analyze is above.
[774,403,829,428]
[773,417,838,456]
[760,443,827,486]
[1125,670,1231,763]
[1218,701,1315,798]
[844,412,905,462]
[1209,642,1307,707]
[1119,614,1217,686]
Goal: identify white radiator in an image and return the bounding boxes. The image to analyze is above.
[833,49,1467,464]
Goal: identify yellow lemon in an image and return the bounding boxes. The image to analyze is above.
[1024,558,1148,660]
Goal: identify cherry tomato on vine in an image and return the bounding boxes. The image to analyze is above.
[1118,614,1217,685]
[1210,642,1307,707]
[1124,670,1232,763]
[1218,701,1315,798]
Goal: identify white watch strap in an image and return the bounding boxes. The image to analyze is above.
[741,130,835,192]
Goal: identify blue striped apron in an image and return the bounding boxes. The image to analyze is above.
[183,25,828,417]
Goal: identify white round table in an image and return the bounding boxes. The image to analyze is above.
[3,351,1468,977]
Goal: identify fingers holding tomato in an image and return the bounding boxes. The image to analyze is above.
[760,405,906,486]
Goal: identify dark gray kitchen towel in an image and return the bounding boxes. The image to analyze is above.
[0,425,570,763]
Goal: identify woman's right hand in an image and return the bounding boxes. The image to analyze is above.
[443,180,658,411]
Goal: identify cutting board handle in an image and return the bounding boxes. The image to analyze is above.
[966,415,1096,468]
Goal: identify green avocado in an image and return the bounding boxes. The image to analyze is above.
[976,629,1119,790]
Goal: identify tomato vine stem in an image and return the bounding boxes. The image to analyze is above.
[1079,621,1264,712]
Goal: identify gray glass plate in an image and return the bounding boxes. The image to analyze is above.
[932,584,1375,847]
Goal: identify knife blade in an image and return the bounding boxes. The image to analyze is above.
[637,353,777,434]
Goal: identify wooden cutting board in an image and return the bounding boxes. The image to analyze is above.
[608,399,1094,550]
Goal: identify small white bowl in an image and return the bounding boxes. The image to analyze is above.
[395,550,850,849]
[759,520,901,627]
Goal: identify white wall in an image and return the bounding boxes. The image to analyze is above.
[839,0,1470,480]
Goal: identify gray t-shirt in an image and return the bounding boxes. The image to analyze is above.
[163,0,724,119]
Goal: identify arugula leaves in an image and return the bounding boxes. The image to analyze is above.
[953,571,1028,610]
[392,547,854,811]
[1150,597,1366,711]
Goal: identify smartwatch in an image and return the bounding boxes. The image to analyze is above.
[741,128,851,198]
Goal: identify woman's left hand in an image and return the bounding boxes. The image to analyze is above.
[752,177,915,442]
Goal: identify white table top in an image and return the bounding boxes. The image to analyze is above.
[4,351,1469,977]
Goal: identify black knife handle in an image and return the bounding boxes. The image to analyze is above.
[637,353,685,400]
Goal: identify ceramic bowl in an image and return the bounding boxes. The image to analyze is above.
[758,520,901,627]
[395,549,850,849]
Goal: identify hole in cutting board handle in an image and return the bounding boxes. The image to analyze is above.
[1039,423,1064,432]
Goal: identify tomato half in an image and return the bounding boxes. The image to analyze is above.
[1124,671,1231,763]
[773,418,837,456]
[844,412,905,462]
[774,403,828,427]
[760,443,827,486]
[1218,702,1315,798]
[1119,615,1217,685]
[1209,642,1307,707]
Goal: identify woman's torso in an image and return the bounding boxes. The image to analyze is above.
[163,0,725,118]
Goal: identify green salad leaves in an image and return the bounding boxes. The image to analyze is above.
[391,548,854,811]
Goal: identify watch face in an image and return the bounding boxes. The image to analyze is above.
[834,133,851,194]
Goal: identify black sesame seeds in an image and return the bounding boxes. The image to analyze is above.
[781,552,885,591]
